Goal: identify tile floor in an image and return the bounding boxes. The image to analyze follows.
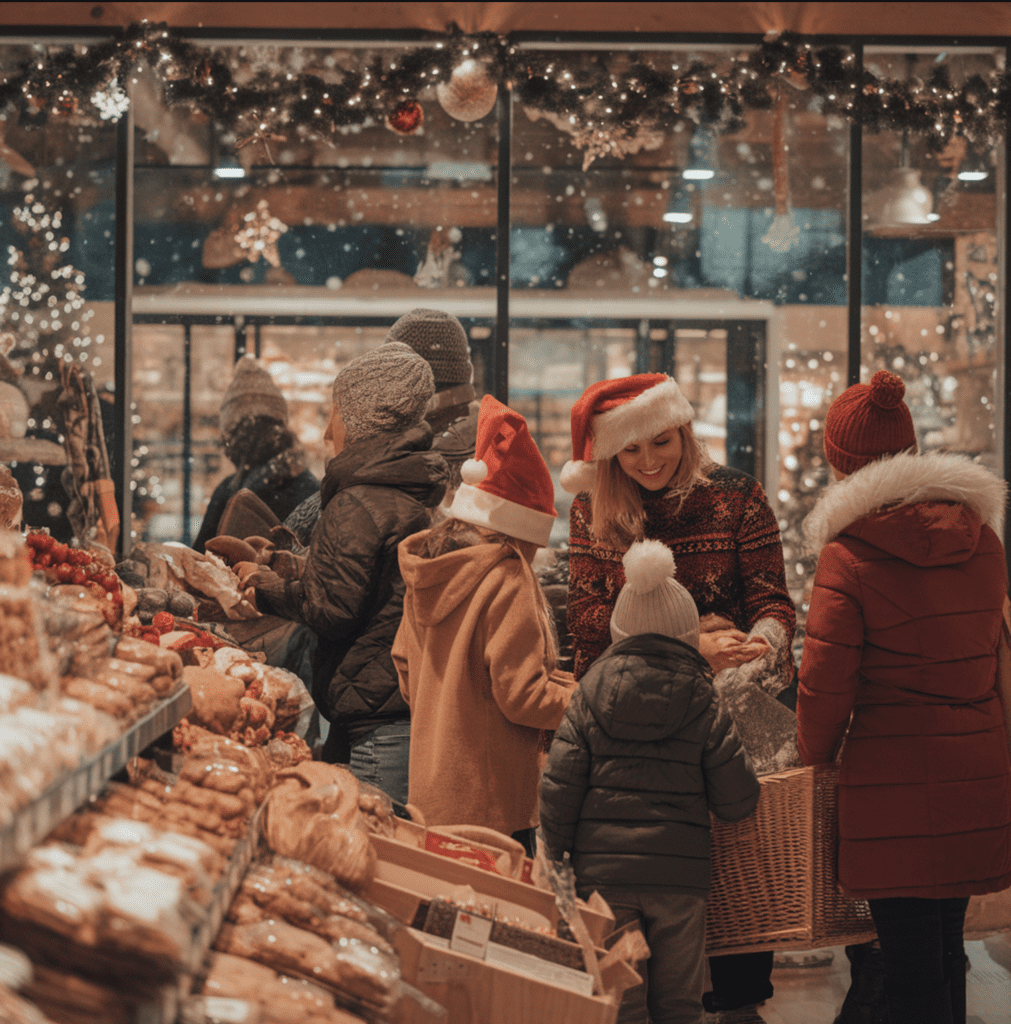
[755,936,1011,1024]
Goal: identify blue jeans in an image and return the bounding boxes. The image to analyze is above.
[348,720,411,806]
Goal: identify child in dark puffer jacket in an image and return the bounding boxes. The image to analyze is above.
[539,539,760,1024]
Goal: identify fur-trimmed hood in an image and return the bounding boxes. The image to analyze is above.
[803,450,1007,555]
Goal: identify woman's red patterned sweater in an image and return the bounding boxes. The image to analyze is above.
[568,466,796,680]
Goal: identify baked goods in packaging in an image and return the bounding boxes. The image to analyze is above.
[214,919,396,1014]
[263,764,376,891]
[200,952,368,1024]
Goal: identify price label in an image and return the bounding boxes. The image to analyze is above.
[449,909,494,960]
[199,997,255,1023]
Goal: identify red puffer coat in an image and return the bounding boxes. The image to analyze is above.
[798,451,1011,900]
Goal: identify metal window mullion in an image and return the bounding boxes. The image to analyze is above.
[847,43,864,387]
[114,91,135,556]
[494,82,512,404]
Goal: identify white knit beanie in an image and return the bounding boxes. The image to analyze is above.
[610,540,700,648]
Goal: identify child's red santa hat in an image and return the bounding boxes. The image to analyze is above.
[450,394,557,547]
[560,374,694,494]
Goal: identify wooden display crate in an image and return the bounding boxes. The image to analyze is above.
[365,834,639,1024]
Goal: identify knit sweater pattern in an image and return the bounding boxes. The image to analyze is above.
[568,466,795,679]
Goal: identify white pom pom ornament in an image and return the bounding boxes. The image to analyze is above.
[621,539,676,594]
[460,458,489,485]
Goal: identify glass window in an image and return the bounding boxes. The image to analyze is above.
[0,41,118,543]
[131,41,501,543]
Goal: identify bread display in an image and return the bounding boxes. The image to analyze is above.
[199,952,368,1024]
[263,764,376,892]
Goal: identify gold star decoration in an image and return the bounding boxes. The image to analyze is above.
[233,200,288,268]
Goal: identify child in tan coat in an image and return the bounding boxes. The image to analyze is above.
[393,396,576,847]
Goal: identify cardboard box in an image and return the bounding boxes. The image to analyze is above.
[365,835,639,1024]
[365,835,614,946]
[394,927,624,1024]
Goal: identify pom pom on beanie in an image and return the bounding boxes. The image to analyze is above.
[823,369,916,475]
[610,540,700,648]
[621,539,676,594]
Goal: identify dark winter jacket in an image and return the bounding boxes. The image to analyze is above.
[193,447,318,552]
[279,424,447,760]
[799,451,1011,900]
[539,633,760,896]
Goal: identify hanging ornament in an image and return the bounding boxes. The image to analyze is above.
[437,59,497,122]
[387,99,424,135]
[762,88,800,253]
[55,92,79,117]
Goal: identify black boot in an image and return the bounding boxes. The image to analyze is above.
[944,950,968,1024]
[884,980,953,1024]
[833,942,888,1024]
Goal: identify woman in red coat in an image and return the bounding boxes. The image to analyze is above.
[798,370,1011,1024]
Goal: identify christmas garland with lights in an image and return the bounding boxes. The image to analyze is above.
[1,22,1008,164]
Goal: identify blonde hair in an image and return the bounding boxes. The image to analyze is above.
[420,517,559,668]
[590,423,712,549]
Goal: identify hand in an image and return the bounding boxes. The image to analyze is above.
[248,565,287,605]
[698,629,770,673]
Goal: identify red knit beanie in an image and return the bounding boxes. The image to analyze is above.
[824,370,916,475]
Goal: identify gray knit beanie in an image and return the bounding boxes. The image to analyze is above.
[610,540,700,649]
[385,308,472,389]
[219,356,288,438]
[333,342,435,445]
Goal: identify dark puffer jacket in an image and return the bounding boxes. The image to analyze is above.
[539,634,760,895]
[280,424,447,761]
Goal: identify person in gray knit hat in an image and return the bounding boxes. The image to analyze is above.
[385,308,480,498]
[331,341,435,445]
[246,340,448,804]
[193,355,318,553]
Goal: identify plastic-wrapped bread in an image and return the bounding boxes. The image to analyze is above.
[234,864,395,956]
[214,920,396,1012]
[0,983,60,1024]
[200,952,367,1024]
[0,672,34,714]
[263,764,376,891]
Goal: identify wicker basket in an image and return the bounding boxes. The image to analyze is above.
[704,764,876,955]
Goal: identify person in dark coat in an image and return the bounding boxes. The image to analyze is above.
[539,538,760,1024]
[799,370,1011,1024]
[249,342,447,803]
[279,307,479,547]
[385,307,480,500]
[192,355,318,553]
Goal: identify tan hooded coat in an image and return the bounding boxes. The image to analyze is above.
[393,530,576,834]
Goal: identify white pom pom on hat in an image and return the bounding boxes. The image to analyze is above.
[622,539,676,594]
[460,458,488,485]
[610,539,700,648]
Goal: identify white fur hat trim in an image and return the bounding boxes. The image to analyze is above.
[450,482,555,548]
[460,458,488,485]
[592,378,693,461]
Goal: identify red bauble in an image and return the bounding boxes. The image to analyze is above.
[387,100,424,135]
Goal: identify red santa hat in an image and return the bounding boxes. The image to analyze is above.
[560,374,694,494]
[449,394,557,547]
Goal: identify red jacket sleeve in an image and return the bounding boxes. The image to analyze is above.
[797,542,865,765]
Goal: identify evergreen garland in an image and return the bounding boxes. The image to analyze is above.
[1,21,1007,160]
